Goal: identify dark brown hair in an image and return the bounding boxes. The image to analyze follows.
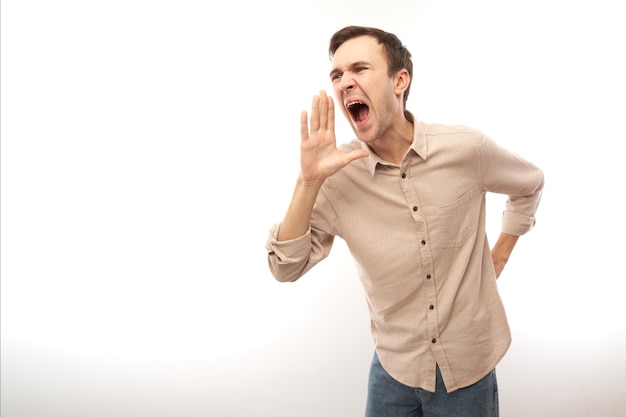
[329,26,413,118]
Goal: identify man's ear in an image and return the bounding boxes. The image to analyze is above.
[394,69,410,96]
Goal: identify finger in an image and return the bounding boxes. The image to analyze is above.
[327,95,335,133]
[345,149,369,164]
[300,110,309,141]
[318,90,328,130]
[309,95,320,133]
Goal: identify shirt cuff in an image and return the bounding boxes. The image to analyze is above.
[501,210,536,236]
[266,223,312,264]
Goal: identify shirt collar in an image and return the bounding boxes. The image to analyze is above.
[361,112,428,177]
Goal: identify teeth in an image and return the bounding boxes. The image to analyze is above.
[347,101,363,108]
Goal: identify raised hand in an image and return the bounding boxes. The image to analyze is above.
[300,90,368,183]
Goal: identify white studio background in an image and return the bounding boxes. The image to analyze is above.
[1,1,625,416]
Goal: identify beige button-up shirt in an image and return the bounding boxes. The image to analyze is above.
[266,119,544,393]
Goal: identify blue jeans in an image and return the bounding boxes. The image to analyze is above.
[365,352,499,417]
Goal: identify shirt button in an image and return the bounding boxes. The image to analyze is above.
[401,173,406,179]
[421,240,426,245]
[426,274,431,279]
[413,206,418,212]
[432,338,437,343]
[429,305,434,310]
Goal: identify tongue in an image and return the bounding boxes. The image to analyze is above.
[357,106,368,122]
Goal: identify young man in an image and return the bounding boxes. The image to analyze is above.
[266,26,544,417]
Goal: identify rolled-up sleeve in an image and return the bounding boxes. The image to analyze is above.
[480,134,545,236]
[501,209,538,236]
[266,223,334,282]
[501,169,544,236]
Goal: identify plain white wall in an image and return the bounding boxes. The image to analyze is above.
[2,0,625,416]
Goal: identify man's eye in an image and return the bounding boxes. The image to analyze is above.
[331,74,342,81]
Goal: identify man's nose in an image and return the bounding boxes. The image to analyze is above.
[339,73,355,91]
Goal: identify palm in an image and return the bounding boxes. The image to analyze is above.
[300,91,367,182]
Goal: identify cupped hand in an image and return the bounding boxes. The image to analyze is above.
[299,90,368,183]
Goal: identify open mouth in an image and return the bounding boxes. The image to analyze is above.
[347,101,369,123]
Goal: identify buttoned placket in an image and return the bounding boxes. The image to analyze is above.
[399,165,440,348]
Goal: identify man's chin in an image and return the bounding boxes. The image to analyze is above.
[352,122,374,141]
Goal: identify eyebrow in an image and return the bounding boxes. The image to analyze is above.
[329,61,371,79]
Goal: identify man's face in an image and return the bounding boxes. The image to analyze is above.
[330,35,396,142]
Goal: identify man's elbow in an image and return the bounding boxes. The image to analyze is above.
[267,256,304,283]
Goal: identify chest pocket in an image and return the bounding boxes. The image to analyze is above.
[438,190,478,248]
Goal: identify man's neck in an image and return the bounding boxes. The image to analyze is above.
[368,118,414,165]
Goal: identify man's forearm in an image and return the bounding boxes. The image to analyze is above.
[276,175,324,241]
[491,232,519,278]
